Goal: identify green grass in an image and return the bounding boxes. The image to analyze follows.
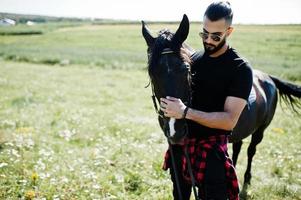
[0,61,170,199]
[0,22,301,199]
[0,23,300,80]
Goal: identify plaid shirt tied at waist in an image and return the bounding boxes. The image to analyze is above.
[163,135,239,200]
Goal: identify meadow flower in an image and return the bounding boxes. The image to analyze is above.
[92,184,101,189]
[39,148,53,157]
[25,190,35,200]
[50,178,56,185]
[61,176,69,183]
[39,172,50,179]
[272,127,285,134]
[36,159,46,170]
[18,179,27,185]
[115,174,124,183]
[68,165,75,172]
[11,149,20,158]
[94,161,101,166]
[0,163,8,168]
[52,195,60,200]
[16,127,34,135]
[0,119,16,128]
[58,129,76,141]
[32,172,38,182]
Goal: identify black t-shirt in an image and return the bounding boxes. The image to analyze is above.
[188,47,253,139]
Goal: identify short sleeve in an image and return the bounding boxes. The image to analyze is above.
[227,62,253,101]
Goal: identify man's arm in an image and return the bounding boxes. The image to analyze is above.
[160,96,246,131]
[185,96,246,130]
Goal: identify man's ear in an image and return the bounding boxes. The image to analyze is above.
[227,27,234,37]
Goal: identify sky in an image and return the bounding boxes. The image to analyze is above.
[0,0,301,24]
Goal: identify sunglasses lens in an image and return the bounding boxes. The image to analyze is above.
[211,35,221,42]
[200,32,222,42]
[199,32,208,40]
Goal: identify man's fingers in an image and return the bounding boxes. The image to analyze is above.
[160,98,168,103]
[166,96,179,101]
[161,98,174,104]
[164,112,171,117]
[160,101,167,106]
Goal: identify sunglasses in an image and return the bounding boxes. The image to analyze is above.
[199,28,229,42]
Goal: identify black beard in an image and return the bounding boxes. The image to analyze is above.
[203,37,226,55]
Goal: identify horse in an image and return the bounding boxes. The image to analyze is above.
[142,14,301,189]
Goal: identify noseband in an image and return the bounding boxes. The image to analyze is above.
[161,48,174,55]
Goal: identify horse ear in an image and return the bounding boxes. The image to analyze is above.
[173,14,189,45]
[142,20,155,46]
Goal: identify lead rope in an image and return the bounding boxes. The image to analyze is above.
[184,146,201,200]
[149,81,183,199]
[168,140,184,200]
[184,87,200,200]
[149,83,200,200]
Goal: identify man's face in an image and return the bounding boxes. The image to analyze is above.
[201,16,231,54]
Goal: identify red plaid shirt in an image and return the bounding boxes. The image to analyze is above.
[163,135,239,200]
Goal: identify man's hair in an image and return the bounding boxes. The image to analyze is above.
[204,1,233,26]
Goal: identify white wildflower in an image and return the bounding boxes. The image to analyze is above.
[11,149,20,158]
[115,174,124,183]
[52,194,60,200]
[50,177,56,185]
[0,163,8,168]
[94,161,101,166]
[61,176,69,183]
[58,129,76,141]
[24,138,35,149]
[39,172,50,179]
[0,120,15,128]
[36,159,46,170]
[5,142,14,147]
[68,165,74,172]
[92,184,101,190]
[39,148,53,157]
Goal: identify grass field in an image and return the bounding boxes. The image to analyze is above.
[0,22,301,200]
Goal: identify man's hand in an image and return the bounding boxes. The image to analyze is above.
[160,96,187,119]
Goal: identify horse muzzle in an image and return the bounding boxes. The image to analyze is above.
[164,119,188,145]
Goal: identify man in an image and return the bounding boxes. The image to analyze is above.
[160,1,253,200]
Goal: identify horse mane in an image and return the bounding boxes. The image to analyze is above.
[147,29,192,75]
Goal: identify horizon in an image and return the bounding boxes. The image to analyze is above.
[2,12,301,26]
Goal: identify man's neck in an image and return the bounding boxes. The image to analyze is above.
[209,43,229,58]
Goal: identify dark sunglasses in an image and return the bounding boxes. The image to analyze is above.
[199,27,229,42]
[199,32,224,42]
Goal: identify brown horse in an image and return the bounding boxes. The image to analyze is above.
[142,15,301,188]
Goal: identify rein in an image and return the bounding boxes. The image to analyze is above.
[148,48,200,200]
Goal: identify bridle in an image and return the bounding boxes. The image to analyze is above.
[148,47,200,200]
[149,48,193,140]
[150,48,192,119]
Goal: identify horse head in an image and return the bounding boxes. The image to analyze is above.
[142,14,193,144]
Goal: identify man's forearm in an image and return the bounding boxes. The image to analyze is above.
[185,108,236,131]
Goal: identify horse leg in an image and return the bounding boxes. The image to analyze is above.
[232,140,243,167]
[244,127,265,185]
